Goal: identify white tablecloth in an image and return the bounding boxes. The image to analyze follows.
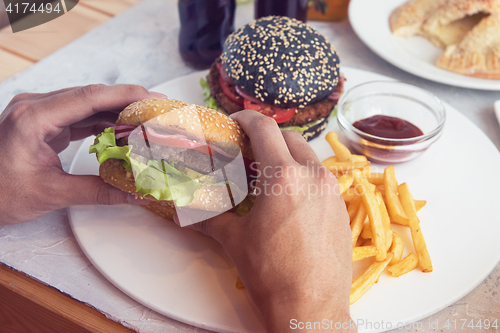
[0,1,499,332]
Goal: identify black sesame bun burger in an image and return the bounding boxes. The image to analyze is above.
[89,98,253,222]
[207,16,345,141]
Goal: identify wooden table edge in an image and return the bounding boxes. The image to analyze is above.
[0,262,135,333]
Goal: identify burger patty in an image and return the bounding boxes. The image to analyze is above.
[208,59,345,127]
[207,59,242,115]
[119,136,238,177]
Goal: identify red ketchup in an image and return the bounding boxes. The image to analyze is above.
[352,115,423,140]
[351,115,424,163]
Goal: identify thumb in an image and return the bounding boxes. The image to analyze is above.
[180,211,241,246]
[58,174,148,207]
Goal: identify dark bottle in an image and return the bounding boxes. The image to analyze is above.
[255,0,309,22]
[178,0,236,69]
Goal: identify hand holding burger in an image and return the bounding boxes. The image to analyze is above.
[189,111,356,332]
[90,98,254,224]
[0,86,355,332]
[0,84,159,225]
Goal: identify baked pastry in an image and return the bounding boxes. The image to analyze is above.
[390,0,500,78]
[437,12,500,78]
[390,0,440,41]
[390,0,500,49]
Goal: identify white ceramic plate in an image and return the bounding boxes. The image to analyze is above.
[349,0,500,91]
[69,67,500,333]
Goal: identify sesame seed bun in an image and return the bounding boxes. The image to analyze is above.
[221,16,341,109]
[116,98,252,159]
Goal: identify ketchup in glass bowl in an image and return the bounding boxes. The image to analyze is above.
[336,81,446,164]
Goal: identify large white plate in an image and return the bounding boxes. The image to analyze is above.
[349,0,500,91]
[69,67,500,333]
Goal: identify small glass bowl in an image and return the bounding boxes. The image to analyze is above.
[336,81,446,164]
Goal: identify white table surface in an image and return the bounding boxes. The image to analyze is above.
[0,0,499,332]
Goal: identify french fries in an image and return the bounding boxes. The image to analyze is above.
[389,232,404,265]
[325,132,355,162]
[352,169,387,261]
[355,237,365,247]
[399,183,433,272]
[347,196,362,221]
[388,253,419,277]
[415,200,426,211]
[350,253,393,304]
[351,203,367,246]
[322,160,370,174]
[322,132,432,304]
[360,218,372,239]
[368,173,384,185]
[342,187,358,202]
[337,175,354,194]
[384,166,409,226]
[353,246,379,262]
[376,192,393,252]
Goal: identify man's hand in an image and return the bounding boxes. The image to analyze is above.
[0,84,163,225]
[187,110,356,332]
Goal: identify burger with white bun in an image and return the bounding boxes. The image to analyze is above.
[89,98,253,224]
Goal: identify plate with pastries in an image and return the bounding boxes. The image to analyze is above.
[349,0,500,90]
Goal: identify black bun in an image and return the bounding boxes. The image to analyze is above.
[221,16,340,109]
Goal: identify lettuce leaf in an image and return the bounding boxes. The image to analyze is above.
[89,128,249,209]
[89,128,202,206]
[131,159,202,206]
[200,78,218,110]
[281,105,338,135]
[281,118,325,135]
[89,128,132,171]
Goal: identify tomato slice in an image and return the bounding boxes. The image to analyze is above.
[139,127,237,159]
[217,63,296,123]
[216,63,244,106]
[243,99,297,124]
[219,76,244,106]
[140,129,210,155]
